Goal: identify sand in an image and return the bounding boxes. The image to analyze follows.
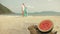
[0,15,60,34]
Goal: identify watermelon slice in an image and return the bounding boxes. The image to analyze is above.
[38,20,53,32]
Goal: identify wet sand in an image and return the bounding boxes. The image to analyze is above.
[0,15,60,34]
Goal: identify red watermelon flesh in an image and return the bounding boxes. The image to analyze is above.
[38,20,53,31]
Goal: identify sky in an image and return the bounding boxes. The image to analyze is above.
[0,0,60,13]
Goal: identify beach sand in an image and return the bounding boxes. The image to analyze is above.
[0,15,60,34]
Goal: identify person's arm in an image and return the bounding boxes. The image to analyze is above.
[28,25,57,34]
[48,31,57,34]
